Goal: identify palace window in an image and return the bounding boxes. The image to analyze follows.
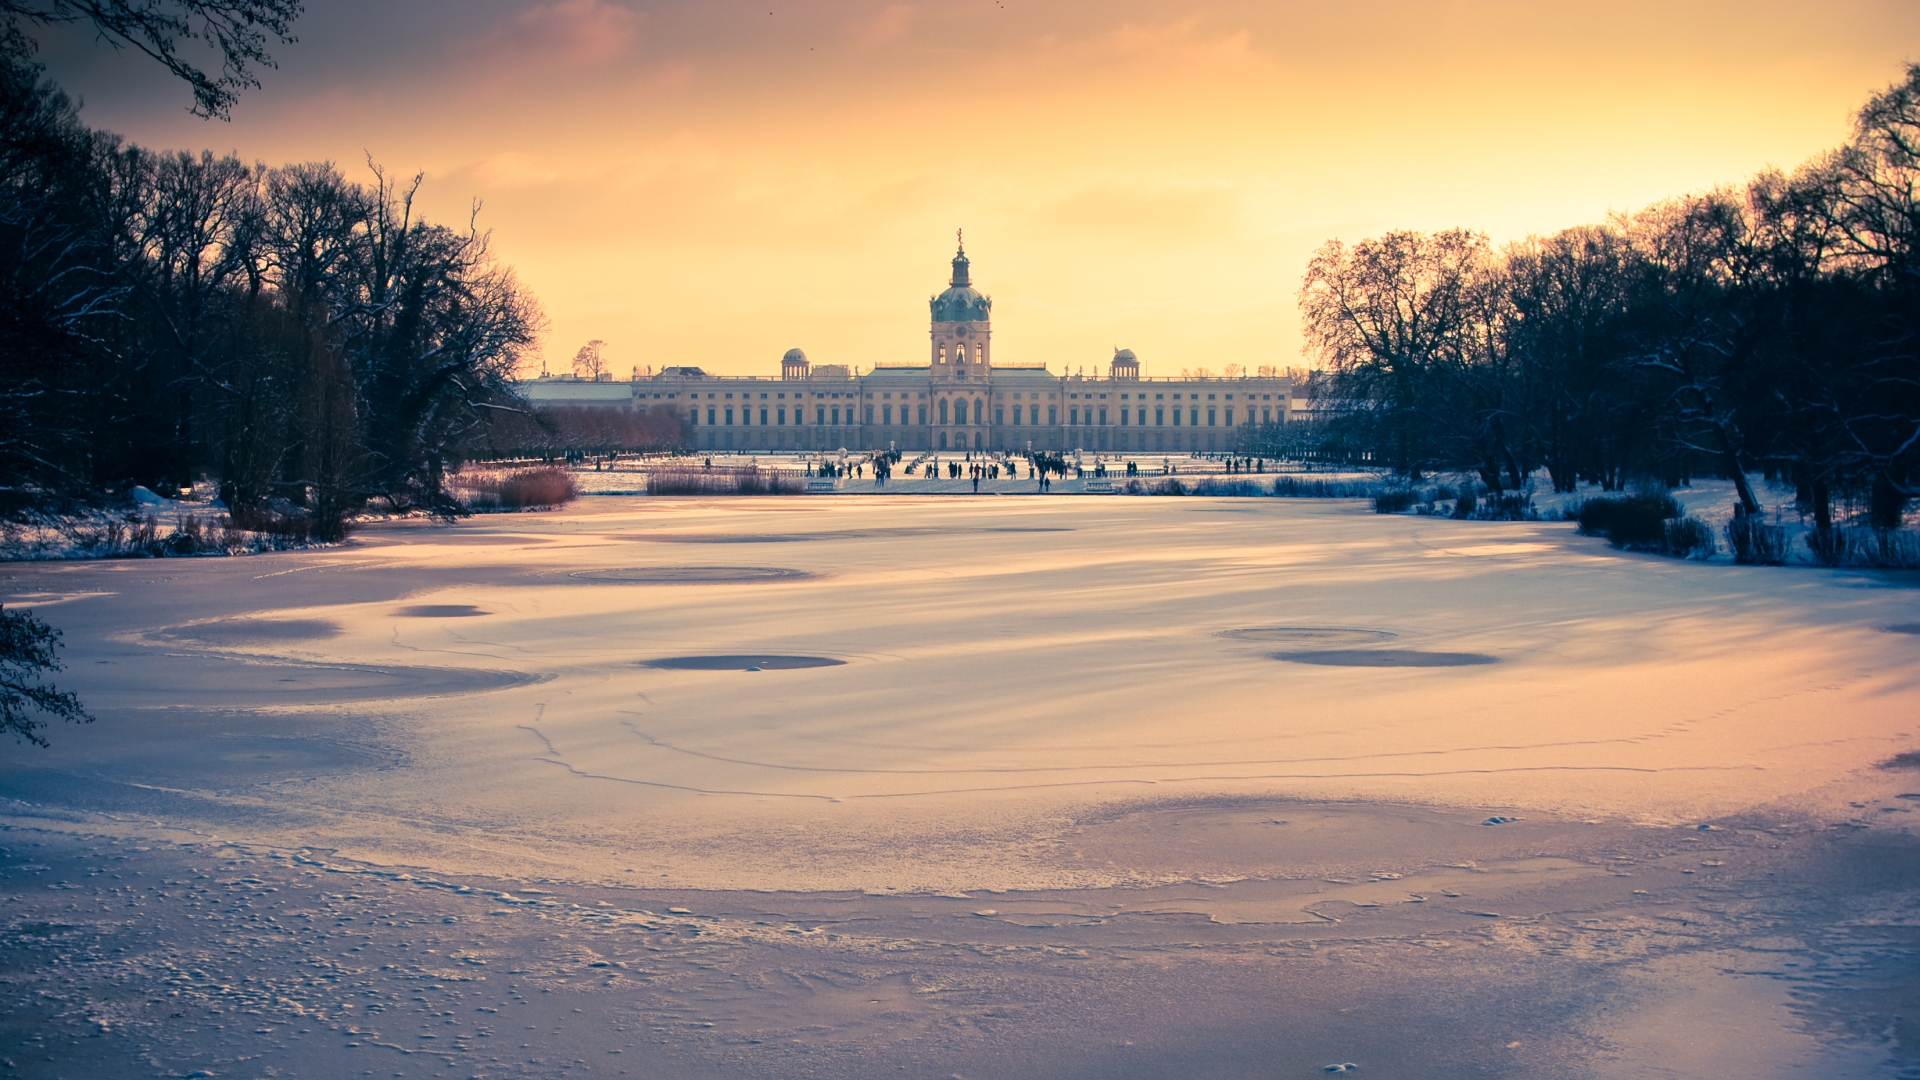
[883,404,893,424]
[816,406,825,424]
[707,407,716,425]
[995,406,1004,424]
[1155,407,1164,426]
[760,408,768,425]
[725,407,734,425]
[939,399,949,424]
[1171,406,1180,426]
[1190,407,1199,426]
[1261,407,1271,424]
[1099,407,1107,425]
[1069,407,1078,425]
[1048,405,1057,424]
[1207,408,1216,426]
[918,404,927,423]
[778,407,787,425]
[831,407,840,424]
[865,405,874,424]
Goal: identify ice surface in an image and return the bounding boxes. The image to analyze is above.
[1,496,1916,1077]
[3,495,1915,891]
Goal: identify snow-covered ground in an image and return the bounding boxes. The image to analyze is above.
[1,496,1916,1077]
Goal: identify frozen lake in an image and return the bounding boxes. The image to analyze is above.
[2,495,1917,1078]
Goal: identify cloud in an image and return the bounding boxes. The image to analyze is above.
[848,4,916,48]
[464,0,642,69]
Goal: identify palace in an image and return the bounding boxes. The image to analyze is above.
[520,244,1293,453]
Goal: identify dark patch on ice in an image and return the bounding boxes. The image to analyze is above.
[1222,627,1398,646]
[626,533,819,543]
[568,567,814,583]
[378,533,551,546]
[1882,622,1920,635]
[1881,750,1920,771]
[161,618,341,644]
[394,604,490,617]
[79,660,540,705]
[608,526,1070,543]
[640,655,845,671]
[1272,649,1497,668]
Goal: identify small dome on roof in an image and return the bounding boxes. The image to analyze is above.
[1113,348,1138,362]
[782,348,808,363]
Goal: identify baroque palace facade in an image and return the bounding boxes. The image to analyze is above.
[520,244,1292,454]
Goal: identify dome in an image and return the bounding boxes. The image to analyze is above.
[931,284,990,323]
[1113,348,1137,362]
[782,348,807,363]
[930,243,991,323]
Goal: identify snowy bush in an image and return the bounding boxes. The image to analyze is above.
[1726,516,1792,565]
[1806,527,1920,569]
[1576,494,1681,549]
[1272,477,1384,498]
[1662,517,1716,559]
[1372,489,1416,514]
[1188,478,1268,496]
[457,468,579,510]
[646,467,801,496]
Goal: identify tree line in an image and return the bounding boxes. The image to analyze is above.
[1298,67,1920,532]
[1,7,544,539]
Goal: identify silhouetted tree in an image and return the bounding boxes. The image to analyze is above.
[0,605,91,746]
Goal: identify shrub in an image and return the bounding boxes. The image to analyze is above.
[1576,494,1681,549]
[1272,477,1383,498]
[647,467,799,496]
[1372,489,1415,514]
[1661,516,1716,559]
[1151,478,1188,496]
[459,468,577,510]
[1480,492,1538,521]
[1726,515,1792,565]
[1452,488,1477,519]
[1189,478,1267,496]
[1806,526,1920,569]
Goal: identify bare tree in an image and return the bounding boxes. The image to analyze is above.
[572,339,606,380]
[2,0,302,119]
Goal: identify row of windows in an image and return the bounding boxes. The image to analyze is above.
[649,389,1285,402]
[685,403,1285,427]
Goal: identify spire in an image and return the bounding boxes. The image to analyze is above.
[951,229,970,287]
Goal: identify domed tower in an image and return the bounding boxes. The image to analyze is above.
[781,348,810,380]
[1110,348,1140,380]
[930,239,991,379]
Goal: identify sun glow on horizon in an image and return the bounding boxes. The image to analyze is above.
[32,0,1920,377]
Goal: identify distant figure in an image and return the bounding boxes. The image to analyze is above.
[972,475,979,494]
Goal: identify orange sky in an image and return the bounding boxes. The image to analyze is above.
[36,0,1920,377]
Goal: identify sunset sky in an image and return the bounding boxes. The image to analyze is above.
[33,1,1920,377]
